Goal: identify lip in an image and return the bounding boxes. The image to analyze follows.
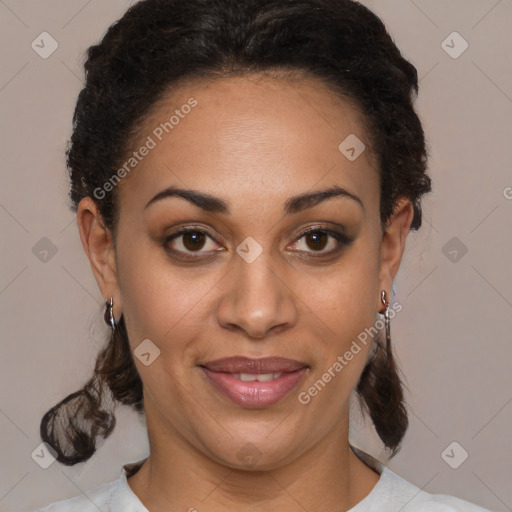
[201,356,307,373]
[200,356,309,408]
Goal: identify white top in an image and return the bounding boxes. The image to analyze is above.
[34,456,494,512]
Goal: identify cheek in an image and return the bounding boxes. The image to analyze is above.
[301,240,381,389]
[115,253,207,408]
[115,239,217,361]
[308,242,380,336]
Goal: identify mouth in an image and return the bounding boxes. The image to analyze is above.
[226,372,285,381]
[199,356,309,408]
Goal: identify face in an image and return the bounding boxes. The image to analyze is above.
[78,73,413,471]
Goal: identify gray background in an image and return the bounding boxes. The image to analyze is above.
[0,1,511,510]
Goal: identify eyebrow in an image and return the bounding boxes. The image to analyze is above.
[144,184,365,215]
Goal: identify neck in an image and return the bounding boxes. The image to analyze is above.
[127,417,381,511]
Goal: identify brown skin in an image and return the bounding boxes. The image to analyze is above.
[77,74,413,511]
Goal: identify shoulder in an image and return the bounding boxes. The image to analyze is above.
[32,477,119,512]
[379,467,495,512]
[416,493,495,512]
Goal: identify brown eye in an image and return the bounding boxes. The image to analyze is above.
[304,231,328,251]
[164,228,220,257]
[290,227,354,256]
[182,231,207,251]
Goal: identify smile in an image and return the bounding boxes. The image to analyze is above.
[201,367,308,408]
[232,372,282,381]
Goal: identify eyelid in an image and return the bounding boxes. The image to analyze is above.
[294,225,352,242]
[163,223,354,260]
[164,225,223,254]
[287,225,354,254]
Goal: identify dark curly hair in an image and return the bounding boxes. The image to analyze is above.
[40,0,432,466]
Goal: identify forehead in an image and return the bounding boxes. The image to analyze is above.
[115,73,380,216]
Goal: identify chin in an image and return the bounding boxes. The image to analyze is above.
[201,431,303,472]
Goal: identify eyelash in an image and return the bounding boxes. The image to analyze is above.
[163,225,354,261]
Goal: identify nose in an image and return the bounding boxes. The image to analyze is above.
[215,253,298,340]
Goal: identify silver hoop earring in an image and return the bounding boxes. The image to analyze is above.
[380,290,391,349]
[104,296,117,331]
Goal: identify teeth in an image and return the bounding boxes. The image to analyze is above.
[256,373,275,382]
[239,373,257,382]
[237,372,282,382]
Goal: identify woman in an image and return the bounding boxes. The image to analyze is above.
[35,0,494,510]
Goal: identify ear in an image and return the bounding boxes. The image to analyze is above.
[377,198,414,312]
[76,197,122,319]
